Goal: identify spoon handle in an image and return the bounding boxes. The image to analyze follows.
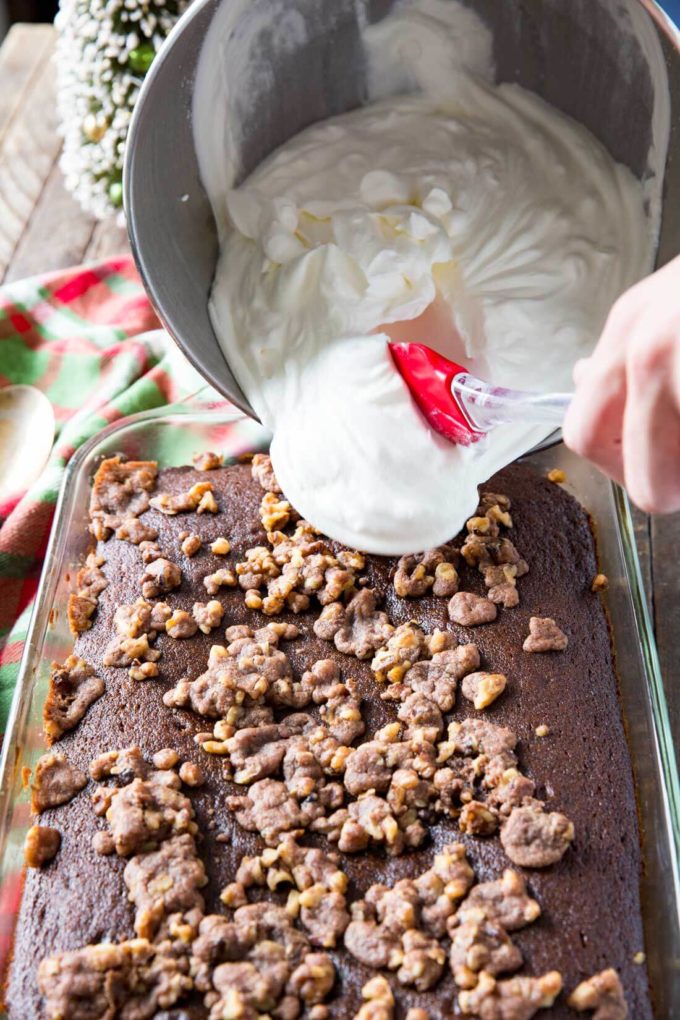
[451,372,573,432]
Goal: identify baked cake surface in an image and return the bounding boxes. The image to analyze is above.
[6,457,650,1019]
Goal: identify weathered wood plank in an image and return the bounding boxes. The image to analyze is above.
[0,24,54,143]
[85,217,130,262]
[4,160,95,282]
[650,513,680,755]
[0,30,61,281]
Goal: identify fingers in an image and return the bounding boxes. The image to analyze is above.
[562,361,626,486]
[622,334,680,513]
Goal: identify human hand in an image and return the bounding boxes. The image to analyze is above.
[563,254,680,514]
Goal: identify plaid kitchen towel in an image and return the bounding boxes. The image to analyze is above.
[0,256,221,728]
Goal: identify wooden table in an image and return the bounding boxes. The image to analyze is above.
[1,24,679,754]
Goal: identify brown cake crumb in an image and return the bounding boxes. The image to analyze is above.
[458,969,563,1018]
[114,517,158,544]
[43,655,105,742]
[141,557,182,599]
[31,752,87,813]
[449,909,523,989]
[166,609,199,640]
[500,801,574,868]
[448,592,498,627]
[252,452,282,493]
[568,968,628,1018]
[192,599,224,633]
[591,573,609,593]
[180,532,202,557]
[193,450,223,471]
[523,617,569,653]
[315,589,394,660]
[24,825,61,868]
[461,672,507,711]
[89,456,158,540]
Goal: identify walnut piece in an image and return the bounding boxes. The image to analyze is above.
[500,801,574,868]
[149,480,214,515]
[449,909,523,989]
[31,752,87,813]
[455,870,540,932]
[461,672,507,711]
[203,567,237,595]
[43,656,105,742]
[523,617,568,653]
[124,833,207,939]
[193,450,223,471]
[449,592,497,627]
[567,968,628,1019]
[24,825,61,868]
[192,600,224,633]
[457,968,563,1019]
[394,546,459,598]
[180,532,202,557]
[166,610,198,640]
[252,452,282,493]
[115,517,158,544]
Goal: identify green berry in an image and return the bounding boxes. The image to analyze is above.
[108,181,123,207]
[129,43,155,75]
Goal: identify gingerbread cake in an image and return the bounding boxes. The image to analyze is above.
[5,452,650,1019]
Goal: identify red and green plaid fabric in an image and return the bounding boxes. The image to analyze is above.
[0,256,219,727]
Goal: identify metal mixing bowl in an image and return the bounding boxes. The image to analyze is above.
[124,0,680,421]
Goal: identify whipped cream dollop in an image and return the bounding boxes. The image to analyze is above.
[196,0,660,554]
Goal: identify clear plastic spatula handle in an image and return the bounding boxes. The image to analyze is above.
[452,372,573,433]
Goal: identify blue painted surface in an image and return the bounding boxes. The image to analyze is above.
[659,0,680,28]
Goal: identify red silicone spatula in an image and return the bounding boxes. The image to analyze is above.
[389,343,573,446]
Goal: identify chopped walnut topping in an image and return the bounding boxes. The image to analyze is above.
[113,599,153,638]
[149,480,214,515]
[94,766,197,856]
[103,632,161,668]
[227,778,318,846]
[24,825,61,868]
[455,870,541,932]
[44,656,105,742]
[461,672,507,711]
[140,540,162,564]
[38,937,192,1020]
[397,929,446,991]
[446,718,517,758]
[141,557,182,599]
[458,968,563,1019]
[260,491,294,532]
[335,793,425,856]
[124,833,207,938]
[394,546,459,598]
[591,573,609,593]
[165,627,295,719]
[89,456,158,540]
[31,752,87,813]
[129,661,160,682]
[180,532,202,557]
[315,589,394,660]
[449,909,523,988]
[500,801,574,868]
[535,725,550,738]
[547,468,566,483]
[252,452,282,493]
[115,517,158,544]
[371,621,430,682]
[211,536,231,555]
[179,761,204,787]
[192,599,225,634]
[568,969,628,1019]
[89,746,151,782]
[197,489,219,514]
[153,748,179,770]
[166,610,199,640]
[523,617,568,653]
[288,952,336,1004]
[194,451,223,471]
[203,567,237,595]
[449,592,498,627]
[353,975,394,1020]
[459,800,499,836]
[67,593,97,635]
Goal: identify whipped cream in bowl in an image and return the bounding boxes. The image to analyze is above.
[194,0,660,554]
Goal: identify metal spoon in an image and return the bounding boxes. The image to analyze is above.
[0,386,55,502]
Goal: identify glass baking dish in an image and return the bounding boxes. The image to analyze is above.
[0,405,677,1017]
